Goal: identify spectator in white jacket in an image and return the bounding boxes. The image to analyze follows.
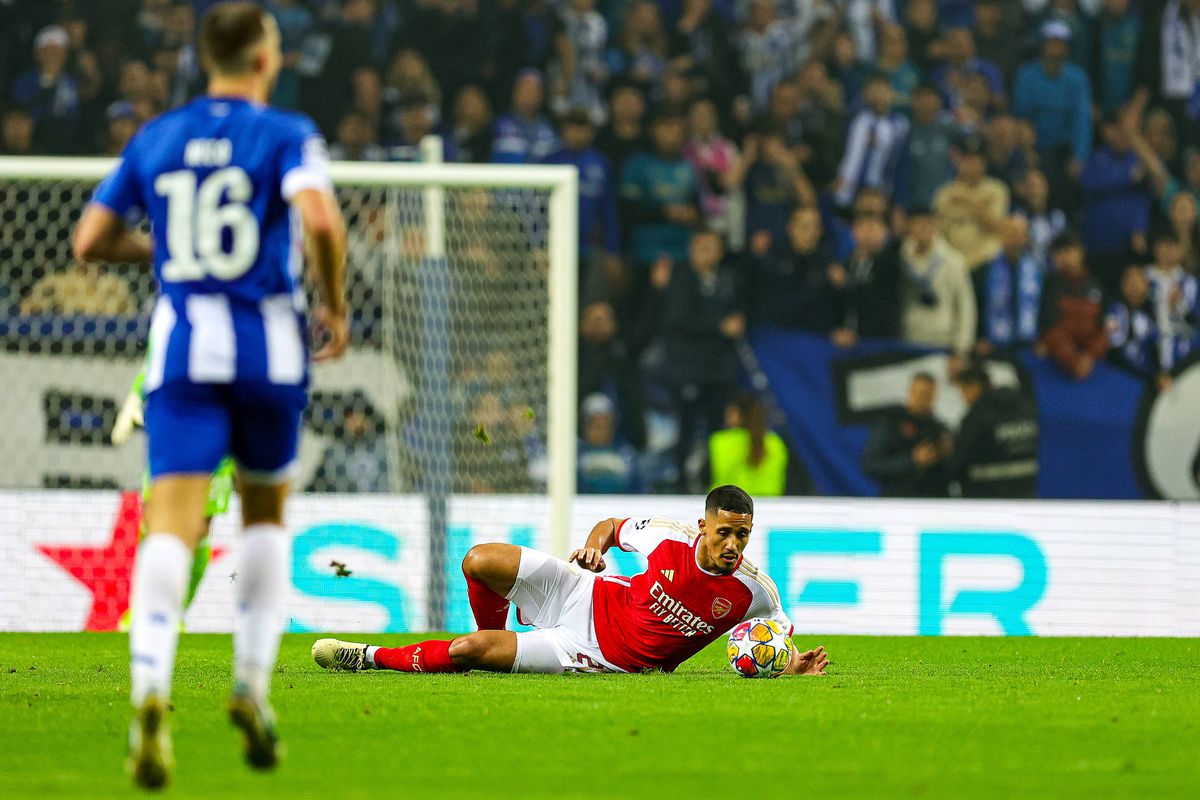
[899,206,978,361]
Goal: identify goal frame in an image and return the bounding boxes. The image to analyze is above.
[0,155,580,587]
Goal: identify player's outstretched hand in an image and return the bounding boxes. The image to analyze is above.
[568,547,606,573]
[312,305,350,362]
[786,644,829,676]
[110,390,144,446]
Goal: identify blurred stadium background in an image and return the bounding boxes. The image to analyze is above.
[0,0,1198,639]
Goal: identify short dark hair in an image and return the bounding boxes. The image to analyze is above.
[1050,230,1082,252]
[912,371,937,385]
[1152,227,1181,247]
[200,2,269,76]
[706,485,754,516]
[954,363,992,390]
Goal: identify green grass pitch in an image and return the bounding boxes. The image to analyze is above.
[2,634,1197,799]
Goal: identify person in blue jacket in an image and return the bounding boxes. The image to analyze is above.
[541,108,622,295]
[1012,21,1093,182]
[490,69,560,164]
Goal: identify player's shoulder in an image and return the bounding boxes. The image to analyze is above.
[621,516,698,544]
[258,105,322,137]
[733,556,782,604]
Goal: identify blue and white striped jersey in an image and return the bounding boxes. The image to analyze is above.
[92,95,331,391]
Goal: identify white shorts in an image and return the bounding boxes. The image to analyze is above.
[506,547,623,674]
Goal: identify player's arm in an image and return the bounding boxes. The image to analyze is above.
[292,185,348,361]
[567,517,625,573]
[72,204,153,265]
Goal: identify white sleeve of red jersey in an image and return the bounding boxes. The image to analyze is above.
[738,563,794,637]
[614,516,696,555]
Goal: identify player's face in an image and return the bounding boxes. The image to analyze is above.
[696,509,752,574]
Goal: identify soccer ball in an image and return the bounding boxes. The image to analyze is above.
[726,618,792,679]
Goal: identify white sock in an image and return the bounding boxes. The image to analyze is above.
[366,646,379,668]
[129,534,191,706]
[233,525,290,700]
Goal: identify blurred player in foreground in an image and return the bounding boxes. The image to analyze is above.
[313,485,829,676]
[113,348,235,633]
[73,2,348,789]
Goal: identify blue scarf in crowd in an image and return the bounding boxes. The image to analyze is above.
[986,254,1043,346]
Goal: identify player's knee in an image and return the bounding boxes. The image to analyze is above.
[461,544,501,580]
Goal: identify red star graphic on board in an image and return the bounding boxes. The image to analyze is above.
[37,491,226,632]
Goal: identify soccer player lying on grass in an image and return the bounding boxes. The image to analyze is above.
[313,485,829,676]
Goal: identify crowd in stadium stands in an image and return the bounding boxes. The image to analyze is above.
[3,0,1200,495]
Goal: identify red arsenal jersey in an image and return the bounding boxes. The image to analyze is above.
[591,517,792,672]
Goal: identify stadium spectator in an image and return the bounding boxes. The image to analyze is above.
[874,23,919,113]
[739,0,800,111]
[577,301,647,448]
[827,29,871,108]
[861,371,952,497]
[683,98,744,232]
[383,48,443,121]
[329,110,388,161]
[1039,232,1109,380]
[11,26,80,154]
[837,212,902,342]
[896,84,955,213]
[1012,21,1093,184]
[904,0,944,75]
[975,215,1044,355]
[1105,265,1158,381]
[836,0,897,63]
[742,127,817,243]
[620,111,700,268]
[550,0,609,122]
[708,393,788,497]
[1014,168,1068,267]
[1134,0,1200,142]
[948,363,1039,499]
[753,80,809,166]
[930,27,1005,113]
[670,0,744,114]
[449,85,494,164]
[747,206,842,332]
[934,132,1010,272]
[297,0,376,136]
[388,94,449,161]
[899,206,977,358]
[1145,229,1200,387]
[265,0,314,110]
[973,0,1023,85]
[607,0,669,96]
[1079,113,1154,293]
[491,69,559,164]
[19,262,136,317]
[577,393,642,494]
[541,108,621,270]
[793,60,847,186]
[307,398,390,494]
[0,108,36,155]
[595,82,648,177]
[1088,0,1139,117]
[653,229,743,491]
[1166,192,1200,273]
[104,101,140,156]
[982,114,1032,188]
[454,391,530,494]
[832,73,908,209]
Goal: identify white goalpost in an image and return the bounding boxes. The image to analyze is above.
[0,152,578,630]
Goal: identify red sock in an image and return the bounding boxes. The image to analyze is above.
[372,639,465,673]
[466,576,510,630]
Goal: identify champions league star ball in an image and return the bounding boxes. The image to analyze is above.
[726,618,792,679]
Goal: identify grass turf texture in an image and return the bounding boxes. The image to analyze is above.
[1,635,1197,799]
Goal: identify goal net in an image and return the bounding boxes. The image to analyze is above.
[0,154,577,632]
